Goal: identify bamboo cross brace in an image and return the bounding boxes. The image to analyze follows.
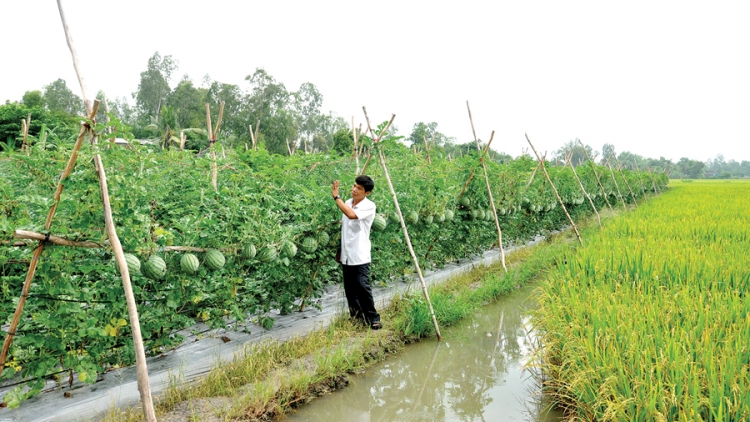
[359,111,395,175]
[22,113,31,154]
[0,101,100,372]
[606,158,628,208]
[522,152,546,195]
[525,133,582,245]
[422,131,437,165]
[456,139,494,203]
[578,140,613,212]
[565,155,601,228]
[363,108,442,340]
[206,102,225,191]
[615,162,638,207]
[14,230,104,248]
[249,118,260,150]
[466,101,506,272]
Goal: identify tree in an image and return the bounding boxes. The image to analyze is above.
[292,82,323,151]
[42,79,83,115]
[134,52,178,126]
[22,91,43,108]
[331,127,354,156]
[167,76,206,131]
[245,68,292,154]
[553,139,592,167]
[407,122,451,148]
[601,143,617,165]
[676,157,706,179]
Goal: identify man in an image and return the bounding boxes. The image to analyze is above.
[331,175,381,329]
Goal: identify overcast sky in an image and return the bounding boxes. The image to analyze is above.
[2,1,748,162]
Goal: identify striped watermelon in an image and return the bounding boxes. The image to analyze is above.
[372,214,387,231]
[142,255,167,280]
[301,237,318,254]
[205,249,225,270]
[408,211,419,224]
[180,253,200,274]
[242,244,257,259]
[459,197,471,207]
[444,209,454,221]
[317,231,330,246]
[124,253,141,275]
[258,246,277,262]
[425,215,434,224]
[281,240,297,258]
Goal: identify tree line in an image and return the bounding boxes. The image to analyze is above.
[2,51,748,178]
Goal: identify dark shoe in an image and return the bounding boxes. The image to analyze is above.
[370,321,382,330]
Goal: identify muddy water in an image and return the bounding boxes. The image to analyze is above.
[283,283,563,422]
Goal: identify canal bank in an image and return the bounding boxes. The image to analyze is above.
[115,228,578,422]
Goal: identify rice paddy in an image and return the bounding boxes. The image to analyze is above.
[534,180,750,421]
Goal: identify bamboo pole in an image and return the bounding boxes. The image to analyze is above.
[565,155,601,228]
[616,162,638,207]
[466,102,506,272]
[578,140,613,212]
[359,115,395,176]
[352,116,360,174]
[522,153,545,195]
[647,167,659,193]
[0,103,100,371]
[55,4,156,418]
[455,140,494,203]
[363,108,441,340]
[14,230,104,248]
[606,158,627,208]
[632,159,647,198]
[525,133,582,245]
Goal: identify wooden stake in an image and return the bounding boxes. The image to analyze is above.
[180,131,186,150]
[615,162,638,207]
[578,140,614,212]
[525,133,582,245]
[206,103,218,191]
[466,101,506,272]
[456,140,494,203]
[360,113,395,175]
[55,4,156,417]
[632,159,648,198]
[565,155,601,228]
[363,108,441,340]
[647,167,659,193]
[606,158,627,208]
[522,152,546,195]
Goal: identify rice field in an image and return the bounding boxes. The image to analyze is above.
[535,180,750,421]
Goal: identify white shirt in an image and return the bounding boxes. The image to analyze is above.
[340,197,376,265]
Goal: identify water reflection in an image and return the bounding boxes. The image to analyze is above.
[284,284,562,421]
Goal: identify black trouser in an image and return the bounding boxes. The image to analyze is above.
[342,263,380,324]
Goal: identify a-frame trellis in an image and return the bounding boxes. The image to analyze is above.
[0,1,157,420]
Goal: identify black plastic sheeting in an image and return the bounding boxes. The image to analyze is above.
[0,235,548,422]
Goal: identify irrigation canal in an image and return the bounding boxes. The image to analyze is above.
[283,283,563,422]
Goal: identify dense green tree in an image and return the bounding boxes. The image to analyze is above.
[21,90,43,108]
[167,76,207,131]
[292,82,323,150]
[42,79,83,115]
[552,139,593,167]
[601,143,617,165]
[133,52,178,128]
[331,127,354,156]
[676,157,706,179]
[0,103,78,149]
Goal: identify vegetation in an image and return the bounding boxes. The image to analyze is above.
[535,180,750,420]
[0,115,663,408]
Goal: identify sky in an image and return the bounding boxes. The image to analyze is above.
[2,0,749,162]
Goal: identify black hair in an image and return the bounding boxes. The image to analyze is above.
[355,175,374,193]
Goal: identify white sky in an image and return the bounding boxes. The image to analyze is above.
[2,0,749,162]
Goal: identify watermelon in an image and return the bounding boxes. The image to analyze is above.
[486,209,494,221]
[372,214,387,231]
[499,208,507,216]
[142,255,167,280]
[258,246,277,262]
[123,253,141,275]
[242,244,257,259]
[408,211,419,224]
[301,237,318,254]
[205,249,226,270]
[317,231,330,246]
[438,213,446,223]
[281,240,297,258]
[478,210,486,220]
[180,253,200,274]
[470,210,479,220]
[444,209,454,221]
[425,215,434,224]
[389,212,400,223]
[459,197,471,207]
